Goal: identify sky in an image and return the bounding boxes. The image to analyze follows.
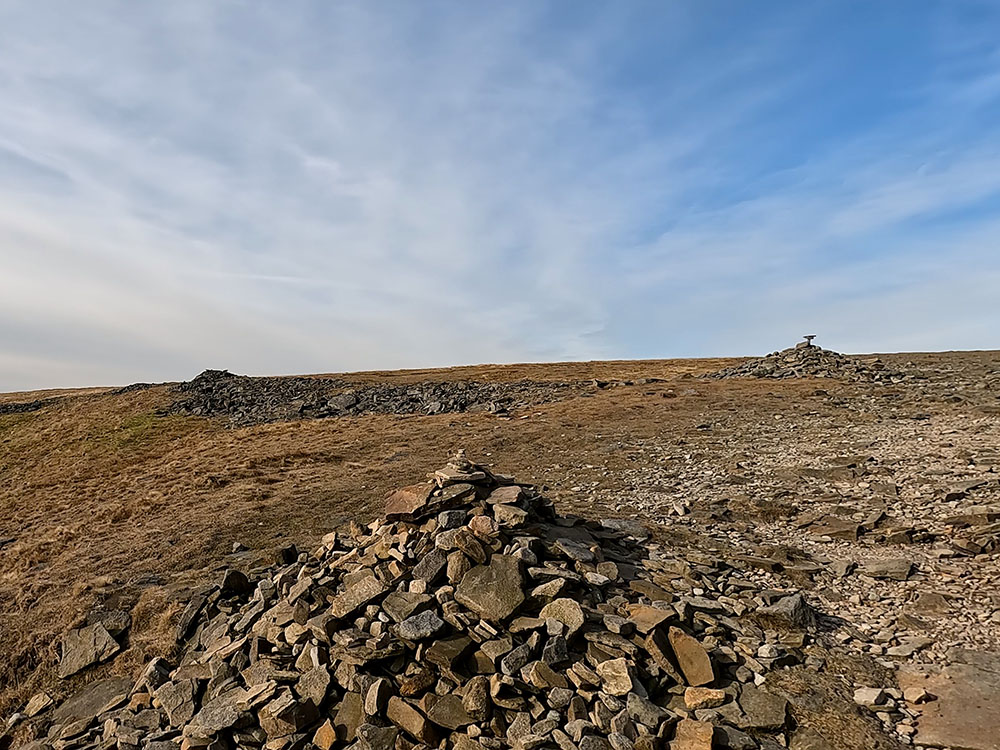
[2,1,1000,390]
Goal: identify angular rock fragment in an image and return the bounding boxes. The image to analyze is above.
[624,692,666,728]
[756,593,817,630]
[329,576,387,619]
[259,688,318,738]
[221,569,252,598]
[382,590,433,622]
[24,692,54,717]
[670,718,715,749]
[738,685,787,730]
[427,694,473,729]
[860,559,914,581]
[334,692,364,742]
[385,483,436,521]
[190,690,251,735]
[539,597,585,636]
[852,687,885,708]
[463,674,491,721]
[494,504,529,527]
[387,696,437,743]
[297,665,331,706]
[455,554,525,621]
[597,658,634,696]
[684,687,726,710]
[627,604,673,634]
[413,548,449,583]
[58,623,120,678]
[397,609,446,641]
[358,723,400,750]
[363,677,391,717]
[668,627,715,687]
[313,719,338,750]
[155,680,198,727]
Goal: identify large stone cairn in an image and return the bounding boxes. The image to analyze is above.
[709,340,905,383]
[22,455,817,750]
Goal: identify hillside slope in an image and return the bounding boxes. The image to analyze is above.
[2,350,999,749]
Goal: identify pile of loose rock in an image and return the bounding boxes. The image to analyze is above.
[0,399,54,416]
[13,455,826,750]
[165,371,593,427]
[708,342,905,383]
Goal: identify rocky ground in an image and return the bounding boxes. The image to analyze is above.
[8,455,850,750]
[1,347,998,750]
[163,370,645,427]
[706,342,909,383]
[0,399,55,416]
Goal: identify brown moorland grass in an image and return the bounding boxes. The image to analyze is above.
[1,357,739,713]
[1,350,995,721]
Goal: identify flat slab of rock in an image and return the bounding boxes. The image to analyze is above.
[668,627,714,687]
[670,718,714,749]
[596,657,633,695]
[330,577,387,619]
[259,689,318,738]
[628,604,673,634]
[385,481,477,522]
[314,719,338,750]
[600,518,650,539]
[808,516,861,541]
[756,593,817,630]
[382,591,433,623]
[358,723,400,750]
[385,483,435,521]
[333,692,363,742]
[387,696,437,744]
[155,680,198,726]
[684,687,726,710]
[899,653,1000,750]
[539,598,585,635]
[454,554,524,622]
[25,692,54,717]
[738,685,788,730]
[51,677,132,723]
[426,694,472,730]
[58,623,120,678]
[397,610,445,641]
[860,558,913,581]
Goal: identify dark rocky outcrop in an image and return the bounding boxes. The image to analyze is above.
[165,370,601,427]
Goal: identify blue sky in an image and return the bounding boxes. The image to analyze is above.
[2,1,1000,390]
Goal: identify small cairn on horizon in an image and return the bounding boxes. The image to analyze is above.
[708,336,907,382]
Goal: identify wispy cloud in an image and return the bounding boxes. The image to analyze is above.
[1,1,999,390]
